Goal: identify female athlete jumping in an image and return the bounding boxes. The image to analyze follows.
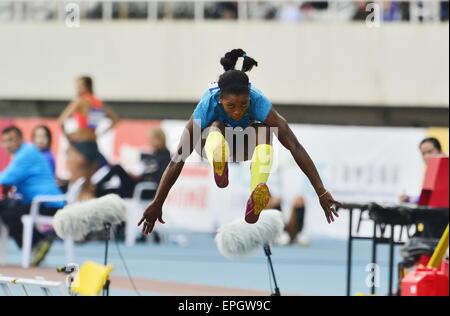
[139,49,341,234]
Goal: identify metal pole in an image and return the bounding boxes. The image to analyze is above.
[263,244,280,296]
[104,224,110,266]
[103,223,111,296]
[346,208,353,296]
[388,225,394,296]
[371,221,377,295]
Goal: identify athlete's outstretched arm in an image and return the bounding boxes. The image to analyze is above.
[264,108,341,223]
[138,117,198,234]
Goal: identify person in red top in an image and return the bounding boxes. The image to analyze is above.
[58,76,119,142]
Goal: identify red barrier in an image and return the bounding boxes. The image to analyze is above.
[418,157,449,208]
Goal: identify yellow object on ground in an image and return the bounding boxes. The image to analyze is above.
[71,261,113,296]
[427,225,449,268]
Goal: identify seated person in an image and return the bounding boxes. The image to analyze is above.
[63,141,135,202]
[135,127,171,200]
[61,140,136,242]
[399,137,448,238]
[32,125,56,175]
[400,137,445,203]
[0,126,64,267]
[268,195,310,247]
[129,128,171,243]
[286,196,309,246]
[397,137,448,285]
[264,173,310,246]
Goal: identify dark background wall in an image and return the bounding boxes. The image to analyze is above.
[0,100,448,127]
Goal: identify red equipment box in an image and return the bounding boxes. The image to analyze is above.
[418,157,449,208]
[401,261,449,296]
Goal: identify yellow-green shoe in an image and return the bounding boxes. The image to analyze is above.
[212,143,229,188]
[245,183,270,224]
[31,239,53,267]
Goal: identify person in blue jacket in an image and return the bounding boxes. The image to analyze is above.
[0,126,64,266]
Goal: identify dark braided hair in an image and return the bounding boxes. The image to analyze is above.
[218,49,258,98]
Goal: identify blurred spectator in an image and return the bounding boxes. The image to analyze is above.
[159,2,194,19]
[59,76,119,143]
[85,1,103,19]
[63,141,135,203]
[24,1,56,21]
[300,2,315,21]
[400,137,446,204]
[0,126,63,266]
[300,1,329,21]
[141,128,171,183]
[399,1,411,21]
[129,127,172,244]
[382,1,402,22]
[352,0,372,21]
[352,1,408,22]
[398,136,448,282]
[64,141,103,202]
[220,2,238,20]
[277,1,302,23]
[206,2,238,20]
[419,137,445,164]
[2,0,449,23]
[136,128,172,200]
[273,196,310,246]
[264,190,310,247]
[410,0,442,22]
[247,1,278,20]
[307,1,329,10]
[113,1,148,19]
[441,0,449,21]
[62,140,136,242]
[32,125,55,175]
[266,195,282,212]
[286,196,309,246]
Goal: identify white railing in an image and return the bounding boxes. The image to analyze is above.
[0,275,67,296]
[0,0,447,23]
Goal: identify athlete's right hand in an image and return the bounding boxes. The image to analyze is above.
[138,202,165,235]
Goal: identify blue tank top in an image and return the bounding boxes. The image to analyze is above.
[192,83,272,129]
